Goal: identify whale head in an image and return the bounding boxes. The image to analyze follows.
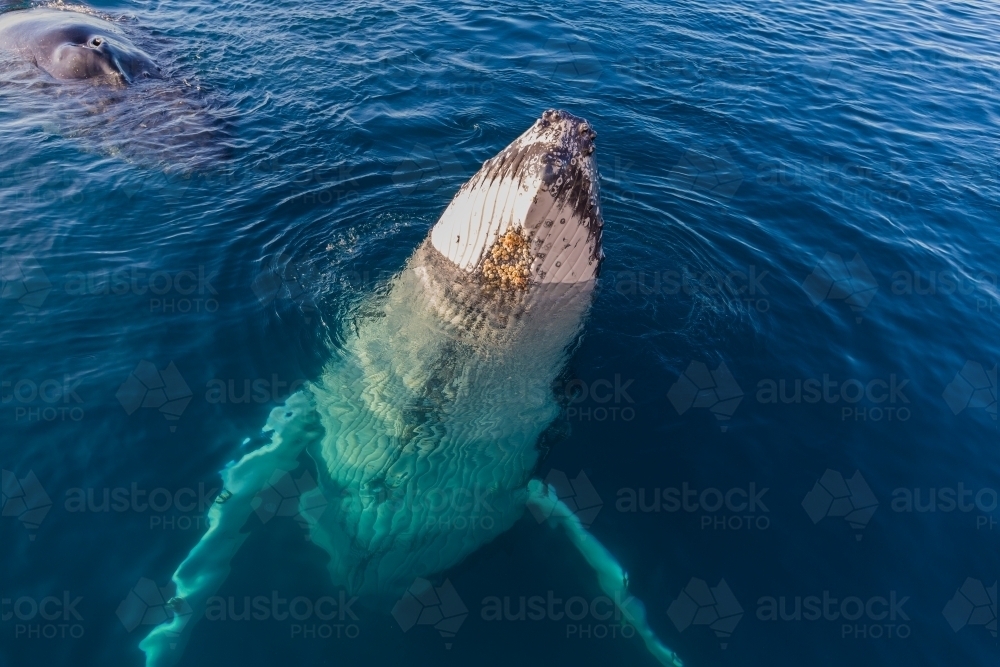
[24,12,161,83]
[48,27,160,83]
[429,109,604,290]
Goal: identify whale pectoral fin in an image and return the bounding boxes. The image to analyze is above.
[526,479,684,667]
[140,391,323,667]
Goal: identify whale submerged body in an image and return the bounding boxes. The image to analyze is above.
[141,110,682,667]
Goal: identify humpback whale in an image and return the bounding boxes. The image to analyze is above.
[0,7,232,169]
[0,8,160,83]
[140,110,683,667]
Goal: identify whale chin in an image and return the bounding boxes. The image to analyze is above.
[429,109,604,287]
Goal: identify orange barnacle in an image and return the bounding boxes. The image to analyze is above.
[480,228,532,291]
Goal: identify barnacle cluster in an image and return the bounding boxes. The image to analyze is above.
[481,228,532,291]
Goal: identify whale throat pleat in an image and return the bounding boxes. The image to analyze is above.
[430,114,602,285]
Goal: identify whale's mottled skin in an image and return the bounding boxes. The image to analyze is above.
[430,108,604,282]
[0,8,160,83]
[140,111,682,667]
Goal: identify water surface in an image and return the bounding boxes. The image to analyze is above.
[1,0,997,666]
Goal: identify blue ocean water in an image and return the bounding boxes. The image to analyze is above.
[1,0,997,665]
